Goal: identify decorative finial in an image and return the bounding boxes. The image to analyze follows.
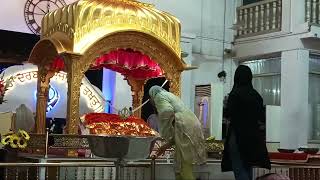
[118,107,131,119]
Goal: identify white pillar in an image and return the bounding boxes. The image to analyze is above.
[282,0,306,32]
[281,0,291,32]
[181,62,193,110]
[280,49,309,149]
[181,36,194,110]
[211,83,224,140]
[290,0,306,30]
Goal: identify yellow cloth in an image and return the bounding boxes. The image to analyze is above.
[175,162,195,180]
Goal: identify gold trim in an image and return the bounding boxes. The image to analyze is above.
[126,77,146,117]
[35,68,55,134]
[41,0,181,58]
[62,53,83,135]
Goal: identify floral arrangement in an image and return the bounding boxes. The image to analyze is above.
[0,73,12,104]
[205,136,224,153]
[1,129,30,149]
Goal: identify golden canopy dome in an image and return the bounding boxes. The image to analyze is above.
[41,0,181,58]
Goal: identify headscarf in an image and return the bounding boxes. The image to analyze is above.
[149,85,165,99]
[233,65,253,89]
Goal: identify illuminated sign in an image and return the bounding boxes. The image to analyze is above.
[33,85,60,112]
[47,85,59,112]
[5,69,104,113]
[5,71,66,86]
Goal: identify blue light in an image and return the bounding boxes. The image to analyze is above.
[203,99,208,128]
[47,85,59,112]
[34,85,59,112]
[102,68,116,113]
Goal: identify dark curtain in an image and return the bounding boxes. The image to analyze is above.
[0,30,39,61]
[141,77,169,121]
[85,69,103,90]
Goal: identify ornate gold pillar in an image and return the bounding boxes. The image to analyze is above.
[35,67,55,134]
[63,54,83,135]
[169,72,181,97]
[63,53,83,157]
[126,78,145,117]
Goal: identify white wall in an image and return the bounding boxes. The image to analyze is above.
[0,0,77,34]
[180,36,194,110]
[280,50,309,149]
[191,56,237,97]
[140,0,202,36]
[141,0,235,57]
[211,83,224,140]
[266,105,281,142]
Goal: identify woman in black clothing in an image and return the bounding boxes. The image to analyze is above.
[221,65,271,180]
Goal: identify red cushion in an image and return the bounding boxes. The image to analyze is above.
[269,152,308,161]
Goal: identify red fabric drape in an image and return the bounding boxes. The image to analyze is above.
[48,49,163,79]
[50,56,65,71]
[93,49,163,79]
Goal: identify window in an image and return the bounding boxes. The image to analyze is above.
[309,56,320,140]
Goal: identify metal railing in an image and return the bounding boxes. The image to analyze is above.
[6,129,320,179]
[0,159,320,180]
[0,161,155,180]
[236,0,282,38]
[306,0,320,25]
[0,129,166,180]
[254,162,320,180]
[253,165,289,178]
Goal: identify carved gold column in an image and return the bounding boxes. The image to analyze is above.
[169,72,181,97]
[126,78,145,117]
[63,53,83,157]
[35,67,55,134]
[63,54,83,135]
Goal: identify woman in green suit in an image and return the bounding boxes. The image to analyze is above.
[149,85,206,180]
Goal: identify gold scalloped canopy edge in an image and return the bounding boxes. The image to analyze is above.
[41,0,181,58]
